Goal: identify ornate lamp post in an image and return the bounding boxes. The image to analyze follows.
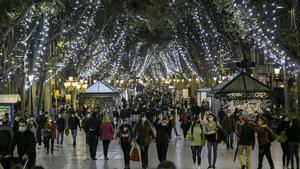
[64,77,88,112]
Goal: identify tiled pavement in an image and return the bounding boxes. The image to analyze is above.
[35,130,286,169]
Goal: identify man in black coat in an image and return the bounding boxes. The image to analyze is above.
[68,112,81,147]
[86,112,100,160]
[8,119,36,169]
[56,113,66,145]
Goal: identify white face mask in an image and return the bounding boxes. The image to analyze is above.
[58,115,62,118]
[19,127,27,133]
[208,117,214,122]
[142,117,147,122]
[49,120,53,123]
[87,114,91,118]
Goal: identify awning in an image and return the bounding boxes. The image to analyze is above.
[208,72,272,99]
[0,94,21,103]
[84,81,120,94]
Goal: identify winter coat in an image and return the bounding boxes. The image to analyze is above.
[56,117,66,131]
[255,124,270,145]
[68,116,80,130]
[222,115,235,132]
[9,129,36,158]
[237,122,255,146]
[99,122,114,141]
[134,120,155,146]
[286,123,300,143]
[44,122,56,140]
[154,120,171,144]
[116,124,134,144]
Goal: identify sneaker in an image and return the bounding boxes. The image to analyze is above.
[241,165,246,169]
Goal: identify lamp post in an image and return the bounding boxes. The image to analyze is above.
[64,77,88,112]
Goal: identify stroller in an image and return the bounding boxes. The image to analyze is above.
[0,156,28,169]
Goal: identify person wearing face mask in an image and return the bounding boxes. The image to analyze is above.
[116,118,134,169]
[134,113,155,169]
[86,112,100,160]
[56,113,66,145]
[204,113,219,169]
[276,115,290,169]
[187,116,205,169]
[154,115,172,163]
[8,119,36,169]
[44,116,56,154]
[27,117,37,142]
[254,116,275,169]
[221,109,235,149]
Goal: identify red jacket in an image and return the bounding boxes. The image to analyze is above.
[99,122,114,141]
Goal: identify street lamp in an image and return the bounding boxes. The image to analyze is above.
[274,68,281,77]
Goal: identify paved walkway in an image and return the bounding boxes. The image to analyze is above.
[35,130,285,169]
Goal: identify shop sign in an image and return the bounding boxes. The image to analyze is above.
[225,92,269,99]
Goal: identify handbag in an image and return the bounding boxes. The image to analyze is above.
[130,143,140,161]
[278,132,288,143]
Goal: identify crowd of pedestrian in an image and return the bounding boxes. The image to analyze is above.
[0,89,300,169]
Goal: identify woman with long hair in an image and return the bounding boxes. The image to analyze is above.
[134,113,155,169]
[99,114,114,160]
[187,116,205,169]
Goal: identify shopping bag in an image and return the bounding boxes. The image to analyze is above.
[130,144,140,161]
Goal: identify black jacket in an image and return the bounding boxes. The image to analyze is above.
[56,117,66,131]
[238,122,255,146]
[0,127,13,155]
[286,124,300,143]
[9,129,36,158]
[68,116,80,130]
[154,120,171,144]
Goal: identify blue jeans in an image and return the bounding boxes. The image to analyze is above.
[207,142,218,167]
[71,129,77,145]
[57,130,64,144]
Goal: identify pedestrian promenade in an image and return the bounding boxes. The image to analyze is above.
[35,130,284,169]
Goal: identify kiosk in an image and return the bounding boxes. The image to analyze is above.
[0,94,21,127]
[208,72,272,116]
[78,81,121,109]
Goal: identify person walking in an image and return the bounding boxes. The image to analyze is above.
[204,113,219,169]
[222,109,235,149]
[236,115,255,169]
[134,113,155,169]
[255,116,275,169]
[56,113,66,145]
[286,118,300,169]
[44,116,56,154]
[180,111,191,140]
[87,112,100,160]
[99,114,114,160]
[68,112,81,147]
[276,115,290,169]
[154,115,172,163]
[8,119,36,169]
[187,116,205,169]
[116,118,134,169]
